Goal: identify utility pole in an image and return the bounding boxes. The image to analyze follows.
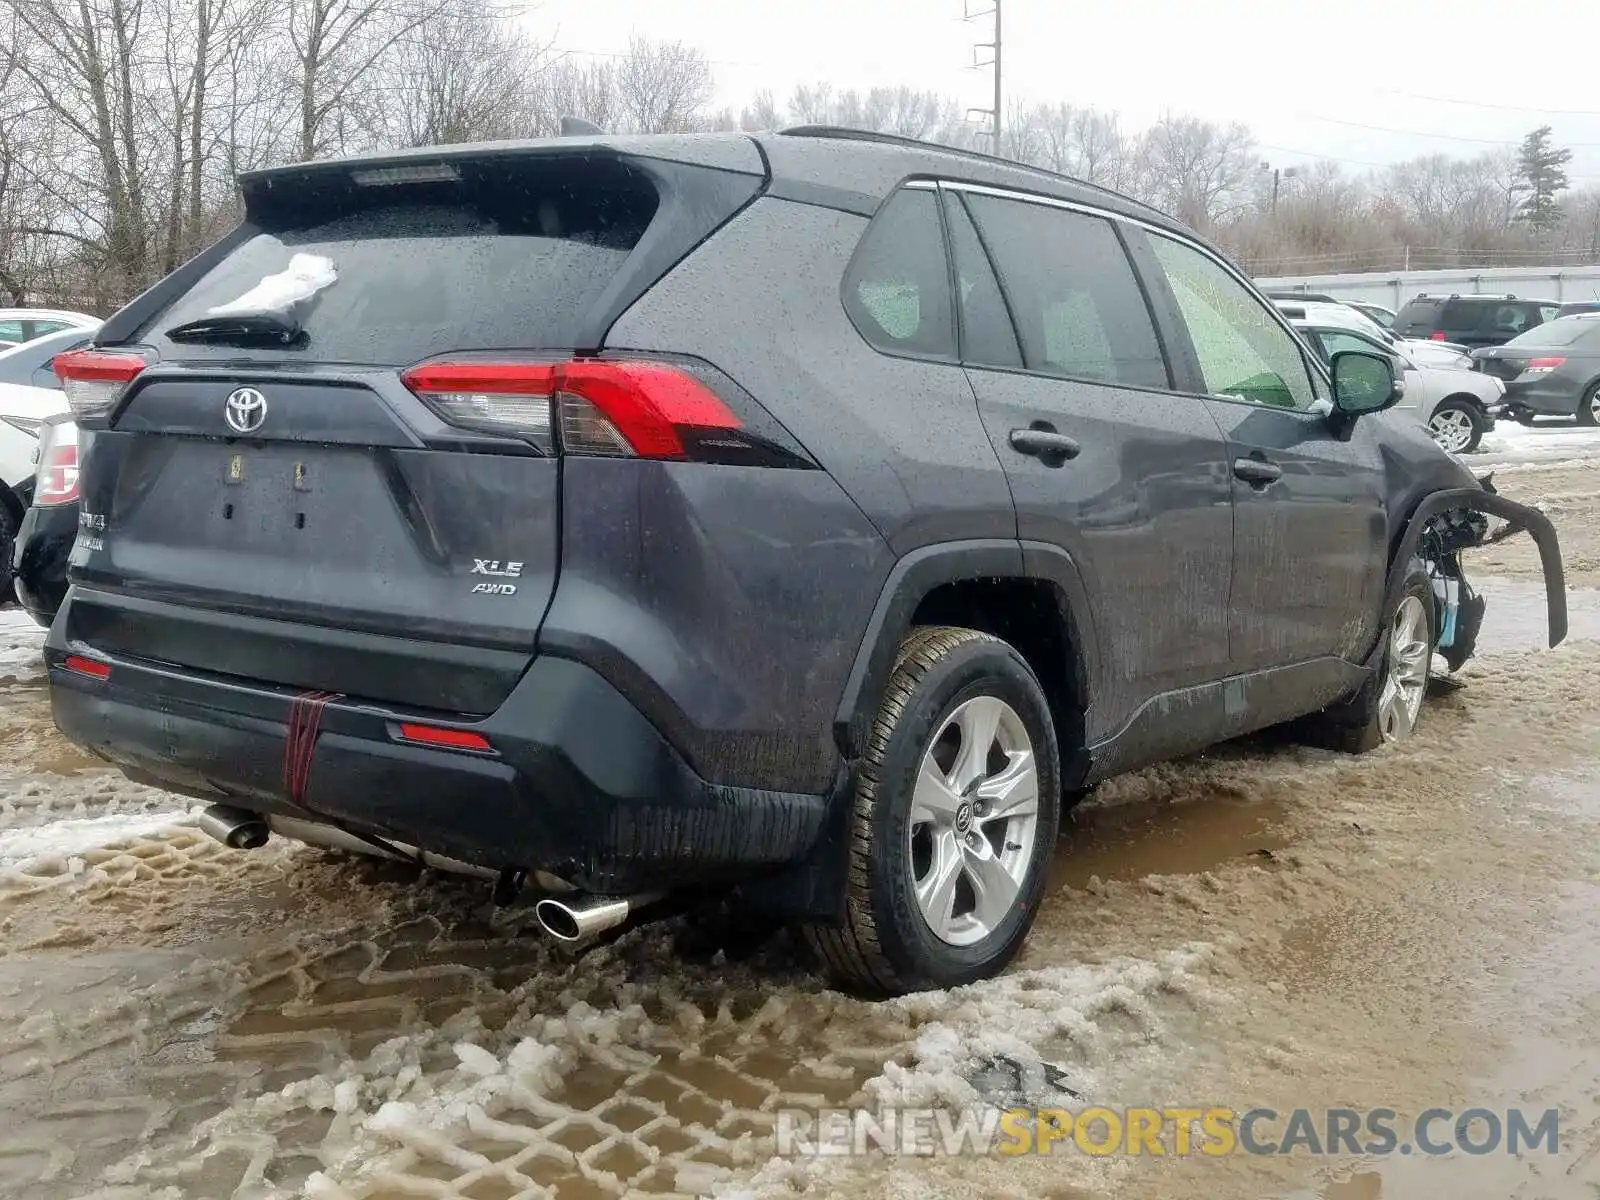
[964,0,1002,154]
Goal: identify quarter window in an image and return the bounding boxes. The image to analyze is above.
[962,193,1168,389]
[1148,234,1317,411]
[842,188,956,360]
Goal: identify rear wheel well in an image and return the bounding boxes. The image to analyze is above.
[909,577,1084,771]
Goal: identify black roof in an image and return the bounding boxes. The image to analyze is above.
[242,127,1186,235]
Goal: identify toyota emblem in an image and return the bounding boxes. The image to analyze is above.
[224,387,268,434]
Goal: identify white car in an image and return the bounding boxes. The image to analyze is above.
[0,323,101,506]
[1275,299,1472,369]
[0,308,98,345]
[1291,317,1504,454]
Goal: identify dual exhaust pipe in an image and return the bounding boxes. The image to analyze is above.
[197,803,658,940]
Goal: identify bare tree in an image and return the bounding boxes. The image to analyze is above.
[1134,114,1256,230]
[612,36,712,133]
[384,2,548,146]
[527,55,620,136]
[286,0,446,160]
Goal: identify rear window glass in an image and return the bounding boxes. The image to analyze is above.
[143,158,658,364]
[1508,317,1600,348]
[1438,300,1487,331]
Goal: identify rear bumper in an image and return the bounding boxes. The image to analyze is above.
[46,630,833,893]
[1500,379,1584,416]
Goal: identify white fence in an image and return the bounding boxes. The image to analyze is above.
[1254,265,1600,309]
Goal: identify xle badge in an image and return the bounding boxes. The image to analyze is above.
[470,558,522,597]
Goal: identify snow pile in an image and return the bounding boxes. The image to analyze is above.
[0,809,190,870]
[1476,421,1600,471]
[0,607,45,678]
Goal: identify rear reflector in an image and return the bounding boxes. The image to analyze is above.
[52,349,147,420]
[63,655,111,680]
[395,722,492,752]
[1430,330,1447,340]
[35,422,80,506]
[401,358,741,461]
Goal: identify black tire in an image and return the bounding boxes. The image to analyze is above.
[1308,560,1435,754]
[1578,381,1600,427]
[1427,398,1485,454]
[804,625,1061,996]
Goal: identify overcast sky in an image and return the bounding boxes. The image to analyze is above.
[530,0,1600,184]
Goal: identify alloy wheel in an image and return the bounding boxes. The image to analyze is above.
[1377,595,1430,742]
[908,695,1041,946]
[1428,408,1474,454]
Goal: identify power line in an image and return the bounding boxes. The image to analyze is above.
[1295,112,1600,148]
[1378,89,1600,118]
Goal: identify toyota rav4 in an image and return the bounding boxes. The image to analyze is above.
[45,129,1566,995]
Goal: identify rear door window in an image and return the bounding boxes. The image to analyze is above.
[842,188,956,360]
[1487,303,1534,337]
[941,193,1021,368]
[142,157,660,365]
[962,193,1168,389]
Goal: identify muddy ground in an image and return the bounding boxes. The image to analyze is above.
[5,457,1600,1200]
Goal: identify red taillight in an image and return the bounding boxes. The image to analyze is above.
[1430,330,1448,340]
[35,422,80,506]
[52,349,147,420]
[395,722,492,752]
[401,358,742,461]
[1521,356,1567,376]
[63,655,111,680]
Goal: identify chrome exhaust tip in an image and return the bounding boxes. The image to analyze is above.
[534,892,662,941]
[197,803,270,850]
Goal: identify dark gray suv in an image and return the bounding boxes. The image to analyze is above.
[44,129,1566,995]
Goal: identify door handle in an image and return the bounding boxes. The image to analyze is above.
[1009,427,1081,465]
[1232,456,1283,487]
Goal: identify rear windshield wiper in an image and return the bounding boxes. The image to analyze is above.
[165,311,304,346]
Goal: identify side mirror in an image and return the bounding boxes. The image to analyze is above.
[1330,349,1403,417]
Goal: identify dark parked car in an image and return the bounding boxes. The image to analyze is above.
[1393,293,1561,348]
[1472,313,1600,424]
[13,414,81,626]
[43,129,1565,994]
[1557,300,1600,318]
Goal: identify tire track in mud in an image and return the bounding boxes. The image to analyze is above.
[2,471,1600,1198]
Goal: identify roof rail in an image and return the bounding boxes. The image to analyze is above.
[777,124,1157,215]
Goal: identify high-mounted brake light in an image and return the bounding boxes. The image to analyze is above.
[35,421,80,506]
[401,358,743,461]
[1429,330,1448,340]
[52,349,147,420]
[395,722,492,752]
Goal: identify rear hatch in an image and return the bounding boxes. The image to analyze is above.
[60,143,765,714]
